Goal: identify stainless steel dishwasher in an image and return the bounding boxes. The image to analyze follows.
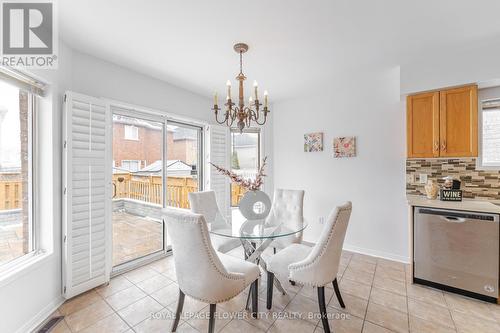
[414,207,499,302]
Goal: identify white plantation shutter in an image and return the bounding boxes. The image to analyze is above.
[206,125,231,220]
[63,91,111,299]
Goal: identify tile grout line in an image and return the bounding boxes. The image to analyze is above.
[404,261,410,332]
[263,280,303,332]
[101,292,139,332]
[443,292,459,332]
[360,257,376,333]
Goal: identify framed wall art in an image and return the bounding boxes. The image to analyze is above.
[334,136,356,158]
[304,132,323,152]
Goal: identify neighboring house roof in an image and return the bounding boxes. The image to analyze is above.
[132,160,193,176]
[113,115,164,131]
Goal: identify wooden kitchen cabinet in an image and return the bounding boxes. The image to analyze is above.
[406,85,477,158]
[407,91,440,158]
[439,85,478,157]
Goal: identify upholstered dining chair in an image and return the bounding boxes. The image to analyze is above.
[265,202,352,333]
[163,207,260,333]
[188,191,240,254]
[266,189,305,253]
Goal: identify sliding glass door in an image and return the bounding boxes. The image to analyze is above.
[111,108,204,269]
[112,113,165,267]
[166,121,202,208]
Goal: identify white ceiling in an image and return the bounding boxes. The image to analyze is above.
[59,0,500,101]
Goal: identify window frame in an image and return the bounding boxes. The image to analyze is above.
[477,98,500,170]
[124,124,139,141]
[0,87,38,274]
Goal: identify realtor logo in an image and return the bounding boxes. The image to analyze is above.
[1,0,58,68]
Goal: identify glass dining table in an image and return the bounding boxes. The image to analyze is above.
[209,215,308,310]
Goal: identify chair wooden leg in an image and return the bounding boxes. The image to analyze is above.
[273,247,276,254]
[290,280,296,286]
[252,279,259,318]
[317,286,331,333]
[332,278,345,308]
[208,304,216,333]
[267,272,274,310]
[171,289,185,332]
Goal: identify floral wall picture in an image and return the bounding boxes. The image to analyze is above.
[334,136,356,158]
[304,132,323,152]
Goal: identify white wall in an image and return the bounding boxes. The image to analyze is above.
[273,66,408,261]
[401,40,500,95]
[71,51,211,123]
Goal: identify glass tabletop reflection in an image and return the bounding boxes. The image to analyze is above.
[209,216,307,240]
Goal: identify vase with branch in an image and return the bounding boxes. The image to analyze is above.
[210,156,267,191]
[210,156,271,219]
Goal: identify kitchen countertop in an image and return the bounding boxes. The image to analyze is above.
[407,195,500,214]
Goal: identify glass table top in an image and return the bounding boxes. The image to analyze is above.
[209,216,308,240]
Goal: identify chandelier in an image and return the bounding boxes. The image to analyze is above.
[212,43,270,133]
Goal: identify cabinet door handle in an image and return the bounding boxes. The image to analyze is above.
[441,140,447,151]
[434,141,439,152]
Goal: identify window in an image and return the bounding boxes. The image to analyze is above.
[124,125,139,140]
[0,78,35,268]
[479,100,500,168]
[230,129,260,206]
[121,160,141,172]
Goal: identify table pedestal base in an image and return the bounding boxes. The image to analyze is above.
[241,239,287,311]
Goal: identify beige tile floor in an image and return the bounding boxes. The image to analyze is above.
[48,248,500,333]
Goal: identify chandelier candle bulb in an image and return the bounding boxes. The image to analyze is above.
[213,92,218,106]
[249,96,253,106]
[253,80,258,99]
[226,80,231,98]
[264,90,268,108]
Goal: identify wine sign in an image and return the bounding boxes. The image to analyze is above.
[440,189,463,201]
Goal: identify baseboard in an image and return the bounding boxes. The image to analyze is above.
[302,240,409,264]
[17,295,65,333]
[342,243,410,264]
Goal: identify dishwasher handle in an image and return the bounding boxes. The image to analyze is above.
[440,215,466,223]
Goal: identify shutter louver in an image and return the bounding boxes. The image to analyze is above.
[63,92,111,299]
[206,125,231,220]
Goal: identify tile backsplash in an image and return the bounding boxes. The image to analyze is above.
[406,158,500,200]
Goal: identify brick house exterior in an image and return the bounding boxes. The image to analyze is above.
[113,117,197,170]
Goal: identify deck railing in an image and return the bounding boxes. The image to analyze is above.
[1,172,245,210]
[114,172,246,208]
[113,173,199,208]
[0,173,21,210]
